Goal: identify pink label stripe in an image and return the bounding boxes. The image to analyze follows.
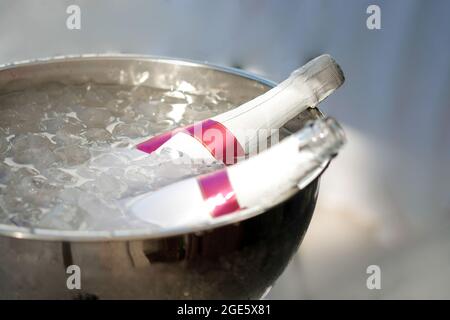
[197,169,241,218]
[136,119,244,165]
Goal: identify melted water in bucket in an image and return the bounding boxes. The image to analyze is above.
[0,83,233,230]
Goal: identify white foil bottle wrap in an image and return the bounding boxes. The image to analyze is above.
[136,54,344,165]
[127,117,346,229]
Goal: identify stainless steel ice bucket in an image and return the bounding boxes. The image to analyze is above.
[0,55,325,299]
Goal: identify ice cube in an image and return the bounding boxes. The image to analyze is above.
[0,202,8,222]
[116,148,152,162]
[0,108,42,134]
[9,167,39,182]
[43,168,78,186]
[112,121,149,139]
[162,91,188,104]
[147,119,176,135]
[57,188,85,205]
[54,145,91,166]
[89,153,127,168]
[154,102,174,118]
[77,107,114,128]
[16,175,60,207]
[2,173,58,215]
[105,167,125,178]
[104,96,132,117]
[121,165,155,197]
[125,165,154,181]
[80,173,127,199]
[0,136,9,154]
[75,166,102,179]
[40,116,68,132]
[0,163,11,184]
[134,101,160,119]
[82,128,114,145]
[77,193,123,229]
[153,161,193,183]
[0,109,18,129]
[53,85,84,109]
[83,85,116,108]
[12,133,55,153]
[116,105,139,123]
[8,206,44,227]
[181,108,215,124]
[37,204,85,230]
[53,129,83,146]
[13,146,59,170]
[51,119,85,144]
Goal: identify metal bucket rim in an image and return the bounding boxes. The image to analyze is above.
[0,54,318,242]
[0,53,278,87]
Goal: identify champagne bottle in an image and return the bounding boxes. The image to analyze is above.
[127,117,346,228]
[137,54,345,165]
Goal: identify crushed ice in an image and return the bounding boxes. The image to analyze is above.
[0,83,231,231]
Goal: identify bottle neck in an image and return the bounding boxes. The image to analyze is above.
[295,117,346,163]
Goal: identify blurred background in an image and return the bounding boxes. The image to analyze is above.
[1,0,449,299]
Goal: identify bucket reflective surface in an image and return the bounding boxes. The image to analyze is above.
[0,55,324,299]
